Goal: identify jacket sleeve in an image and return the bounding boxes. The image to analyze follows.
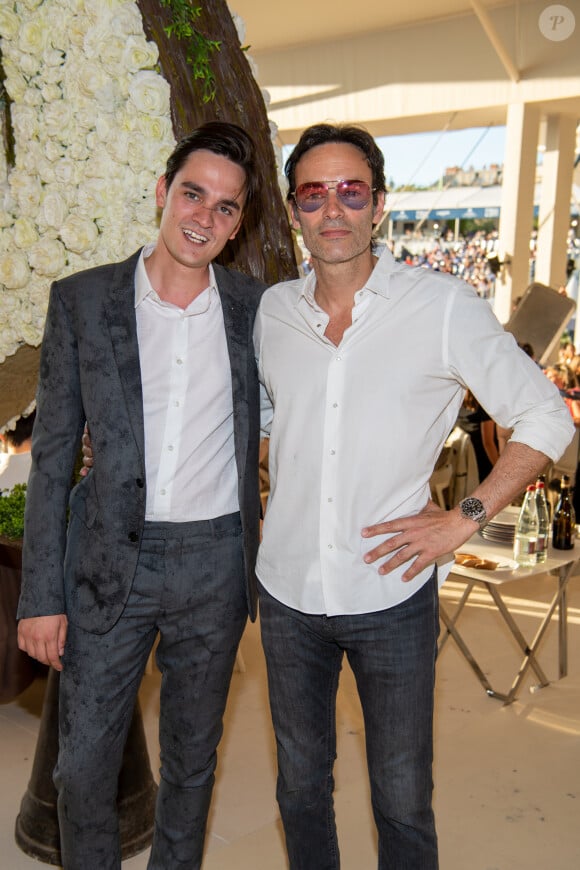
[18,280,86,619]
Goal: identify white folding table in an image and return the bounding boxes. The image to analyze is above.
[439,536,579,705]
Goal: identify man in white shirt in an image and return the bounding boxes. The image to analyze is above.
[18,122,265,870]
[254,123,574,869]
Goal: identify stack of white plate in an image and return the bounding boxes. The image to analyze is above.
[480,504,520,545]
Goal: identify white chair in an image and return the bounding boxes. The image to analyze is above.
[429,460,454,509]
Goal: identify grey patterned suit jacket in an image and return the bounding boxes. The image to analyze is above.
[18,250,265,631]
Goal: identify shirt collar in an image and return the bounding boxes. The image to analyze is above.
[298,245,396,311]
[134,243,218,308]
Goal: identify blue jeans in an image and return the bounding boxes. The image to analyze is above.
[259,571,439,870]
[55,515,247,870]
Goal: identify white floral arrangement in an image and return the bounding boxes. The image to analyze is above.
[0,0,177,365]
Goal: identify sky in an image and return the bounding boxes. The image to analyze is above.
[376,125,507,189]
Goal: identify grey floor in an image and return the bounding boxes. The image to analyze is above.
[2,569,580,869]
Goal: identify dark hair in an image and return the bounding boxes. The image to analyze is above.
[285,123,387,206]
[164,121,258,210]
[4,410,35,447]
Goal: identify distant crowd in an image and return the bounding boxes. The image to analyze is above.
[391,227,580,303]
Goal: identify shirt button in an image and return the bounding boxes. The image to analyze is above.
[328,544,333,549]
[332,403,338,408]
[330,449,336,455]
[328,497,333,503]
[128,531,138,543]
[135,478,144,488]
[176,358,183,365]
[335,356,342,361]
[160,488,166,495]
[168,445,174,452]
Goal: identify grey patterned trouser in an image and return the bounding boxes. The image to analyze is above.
[55,515,247,870]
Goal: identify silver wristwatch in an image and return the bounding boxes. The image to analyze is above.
[458,497,487,529]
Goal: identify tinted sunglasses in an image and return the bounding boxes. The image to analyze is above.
[291,180,375,213]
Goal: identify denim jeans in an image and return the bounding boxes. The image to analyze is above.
[55,515,247,870]
[259,571,439,870]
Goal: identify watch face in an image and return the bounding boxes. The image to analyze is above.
[461,497,486,524]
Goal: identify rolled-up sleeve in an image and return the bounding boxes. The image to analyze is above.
[446,284,575,463]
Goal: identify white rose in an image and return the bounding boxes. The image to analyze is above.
[28,238,67,277]
[77,61,109,99]
[17,51,42,78]
[39,190,69,230]
[60,215,99,254]
[94,80,123,112]
[43,100,73,138]
[2,62,28,101]
[18,320,43,346]
[13,218,39,249]
[122,35,159,73]
[16,146,55,185]
[23,87,43,107]
[11,105,39,141]
[133,199,158,226]
[0,7,20,39]
[110,3,144,37]
[43,47,67,69]
[9,171,42,217]
[83,23,114,60]
[135,114,175,148]
[45,140,66,162]
[18,18,51,56]
[67,16,90,48]
[0,251,31,289]
[41,83,62,102]
[68,139,91,161]
[53,157,79,186]
[128,71,171,117]
[127,137,164,174]
[76,179,107,219]
[103,131,132,166]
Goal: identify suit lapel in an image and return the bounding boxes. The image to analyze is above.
[104,251,145,461]
[215,265,249,474]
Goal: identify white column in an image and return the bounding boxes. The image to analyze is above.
[535,114,577,289]
[493,102,539,324]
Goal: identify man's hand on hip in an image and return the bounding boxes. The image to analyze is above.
[18,614,68,670]
[362,500,478,582]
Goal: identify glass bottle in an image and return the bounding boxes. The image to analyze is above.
[513,484,538,567]
[535,478,550,563]
[552,474,576,550]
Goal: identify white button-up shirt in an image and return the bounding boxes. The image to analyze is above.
[254,247,574,616]
[135,245,238,522]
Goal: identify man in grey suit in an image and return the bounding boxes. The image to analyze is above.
[17,122,265,869]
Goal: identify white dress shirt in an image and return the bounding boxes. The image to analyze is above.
[135,244,238,522]
[254,247,574,616]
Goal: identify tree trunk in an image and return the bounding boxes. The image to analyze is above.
[136,0,298,285]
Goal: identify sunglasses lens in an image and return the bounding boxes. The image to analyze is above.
[294,181,372,212]
[294,183,328,212]
[337,181,371,209]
